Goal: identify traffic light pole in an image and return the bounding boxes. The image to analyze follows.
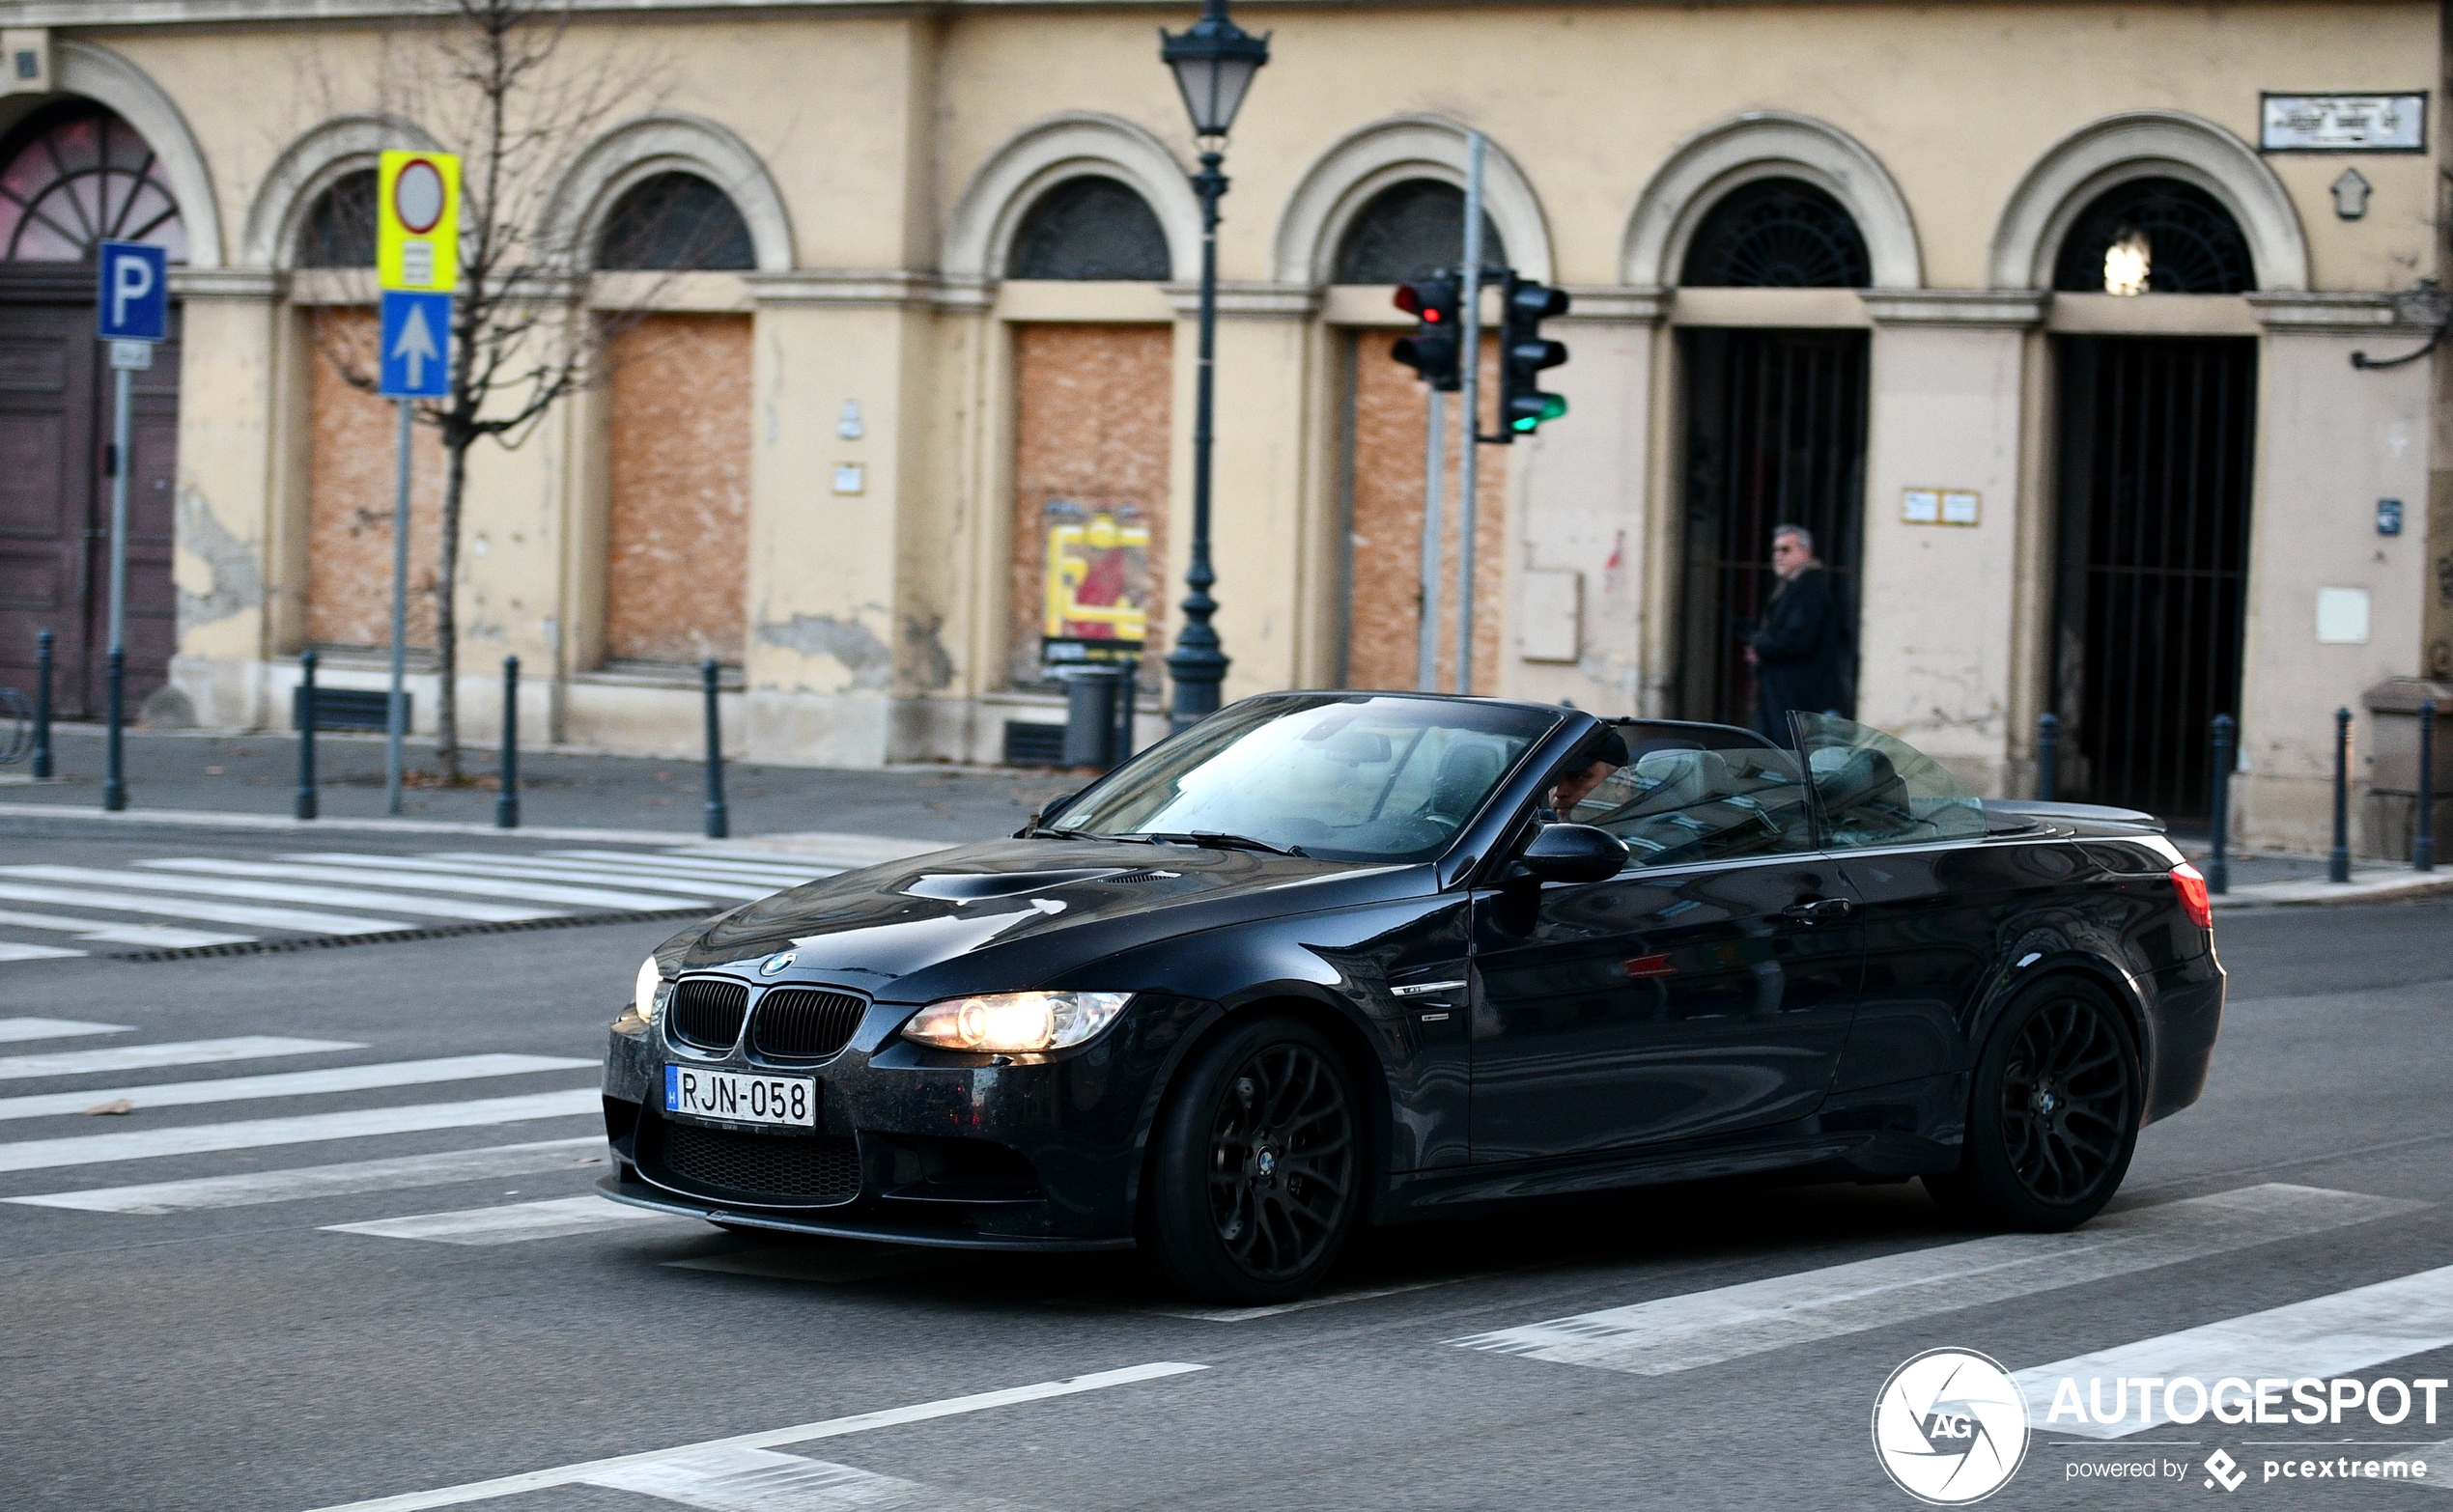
[1453,131,1485,696]
[1416,388,1445,692]
[1168,151,1231,731]
[101,357,133,813]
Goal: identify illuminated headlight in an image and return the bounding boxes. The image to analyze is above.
[900,992,1133,1054]
[634,956,672,1023]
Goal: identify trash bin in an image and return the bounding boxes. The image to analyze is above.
[1061,665,1125,770]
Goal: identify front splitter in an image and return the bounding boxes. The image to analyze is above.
[595,1172,1137,1252]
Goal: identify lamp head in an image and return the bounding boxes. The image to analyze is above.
[1160,0,1271,143]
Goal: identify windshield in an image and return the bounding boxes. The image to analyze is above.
[1051,694,1561,861]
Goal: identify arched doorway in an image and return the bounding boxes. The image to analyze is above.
[0,100,184,718]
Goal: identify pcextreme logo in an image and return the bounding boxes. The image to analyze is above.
[1873,1349,2031,1504]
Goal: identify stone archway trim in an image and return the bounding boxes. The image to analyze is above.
[1621,110,1921,290]
[944,112,1200,284]
[242,113,441,269]
[541,113,794,272]
[1988,110,2309,293]
[52,41,223,268]
[1271,115,1553,287]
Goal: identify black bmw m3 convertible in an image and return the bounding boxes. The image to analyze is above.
[600,693,2224,1302]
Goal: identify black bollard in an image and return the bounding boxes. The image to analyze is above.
[701,658,728,840]
[295,650,319,821]
[102,647,126,812]
[2207,714,2234,894]
[30,629,52,781]
[2416,699,2437,874]
[2328,707,2353,883]
[495,656,520,829]
[2036,712,2060,802]
[1115,657,1139,764]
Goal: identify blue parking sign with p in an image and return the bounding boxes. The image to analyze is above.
[97,240,168,343]
[379,290,453,399]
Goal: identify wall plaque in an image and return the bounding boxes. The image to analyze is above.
[2261,94,2426,152]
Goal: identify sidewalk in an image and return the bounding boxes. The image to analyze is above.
[2173,841,2453,911]
[1,724,1079,847]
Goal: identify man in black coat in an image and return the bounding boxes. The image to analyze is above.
[1745,524,1848,744]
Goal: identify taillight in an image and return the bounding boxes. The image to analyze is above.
[2170,862,2213,932]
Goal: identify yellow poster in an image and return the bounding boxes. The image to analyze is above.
[378,150,461,293]
[1042,502,1149,665]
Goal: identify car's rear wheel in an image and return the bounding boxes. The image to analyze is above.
[1144,1017,1360,1304]
[1927,977,2141,1231]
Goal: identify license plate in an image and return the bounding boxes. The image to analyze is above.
[664,1066,816,1128]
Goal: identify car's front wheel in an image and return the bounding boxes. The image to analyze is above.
[1144,1016,1360,1304]
[1928,977,2141,1230]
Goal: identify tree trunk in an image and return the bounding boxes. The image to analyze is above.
[434,431,471,781]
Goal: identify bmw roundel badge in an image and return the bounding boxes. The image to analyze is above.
[759,951,796,977]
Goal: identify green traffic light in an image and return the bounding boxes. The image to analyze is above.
[1511,394,1568,433]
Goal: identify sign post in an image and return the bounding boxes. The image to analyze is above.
[95,239,167,813]
[375,150,459,815]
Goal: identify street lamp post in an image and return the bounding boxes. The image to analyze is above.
[1160,0,1268,731]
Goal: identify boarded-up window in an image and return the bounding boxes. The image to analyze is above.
[603,313,752,665]
[1009,323,1172,686]
[306,307,443,650]
[1345,329,1504,693]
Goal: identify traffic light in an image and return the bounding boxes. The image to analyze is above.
[1391,275,1462,392]
[1499,275,1570,434]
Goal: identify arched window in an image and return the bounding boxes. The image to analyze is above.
[0,101,186,263]
[1680,178,1869,288]
[297,168,376,267]
[1007,176,1170,280]
[1333,180,1506,284]
[2052,177,2254,294]
[597,172,754,271]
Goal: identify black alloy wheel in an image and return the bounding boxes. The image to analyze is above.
[1145,1017,1360,1303]
[1927,978,2140,1231]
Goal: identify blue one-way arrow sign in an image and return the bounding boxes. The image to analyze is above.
[379,290,452,398]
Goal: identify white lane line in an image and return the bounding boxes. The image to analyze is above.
[1447,1184,2423,1377]
[3,865,554,924]
[0,880,410,936]
[2015,1263,2453,1440]
[320,854,772,900]
[324,1193,696,1246]
[0,1052,593,1123]
[5,1136,605,1213]
[0,1035,362,1081]
[269,854,717,912]
[584,1445,1042,1512]
[554,849,830,883]
[161,854,683,911]
[0,1018,130,1044]
[0,1088,600,1172]
[300,1361,1209,1512]
[1141,1276,1469,1323]
[0,942,84,962]
[0,907,252,948]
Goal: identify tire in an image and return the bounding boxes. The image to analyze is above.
[1926,977,2142,1231]
[1143,1016,1362,1304]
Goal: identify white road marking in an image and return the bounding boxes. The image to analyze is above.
[0,1052,593,1123]
[554,849,829,884]
[2384,1438,2451,1487]
[0,1088,600,1172]
[269,853,717,911]
[324,1193,694,1245]
[584,1445,1040,1512]
[0,1018,130,1044]
[2015,1263,2453,1439]
[5,1136,606,1213]
[317,854,770,900]
[0,942,83,962]
[1141,1276,1470,1323]
[3,864,555,924]
[142,858,619,913]
[1447,1184,2423,1377]
[299,1361,1209,1512]
[0,880,409,936]
[0,1035,361,1080]
[429,849,809,883]
[0,907,252,948]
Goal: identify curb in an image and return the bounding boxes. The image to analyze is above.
[2210,872,2453,911]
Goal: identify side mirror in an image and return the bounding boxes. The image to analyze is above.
[1514,823,1628,884]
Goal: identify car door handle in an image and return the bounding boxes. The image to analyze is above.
[1782,898,1856,923]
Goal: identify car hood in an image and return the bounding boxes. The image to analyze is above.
[674,837,1429,1000]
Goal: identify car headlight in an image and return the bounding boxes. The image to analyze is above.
[899,991,1132,1054]
[634,955,672,1023]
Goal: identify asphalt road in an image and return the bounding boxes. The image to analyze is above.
[2,819,2448,1511]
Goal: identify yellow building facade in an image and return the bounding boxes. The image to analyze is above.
[0,1,2442,853]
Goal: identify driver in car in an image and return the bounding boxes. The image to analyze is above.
[1546,726,1629,818]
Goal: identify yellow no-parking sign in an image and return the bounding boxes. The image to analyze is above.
[377,150,461,293]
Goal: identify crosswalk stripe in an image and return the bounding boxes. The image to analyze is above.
[1445,1184,2422,1377]
[0,1088,601,1172]
[323,1193,696,1245]
[0,906,253,948]
[3,864,557,924]
[2015,1263,2453,1440]
[155,854,693,911]
[0,1051,593,1123]
[269,854,719,912]
[581,1445,1036,1512]
[5,1136,607,1214]
[307,854,772,900]
[0,1018,130,1044]
[662,843,903,870]
[0,942,83,962]
[0,1035,361,1081]
[0,879,409,936]
[552,849,828,884]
